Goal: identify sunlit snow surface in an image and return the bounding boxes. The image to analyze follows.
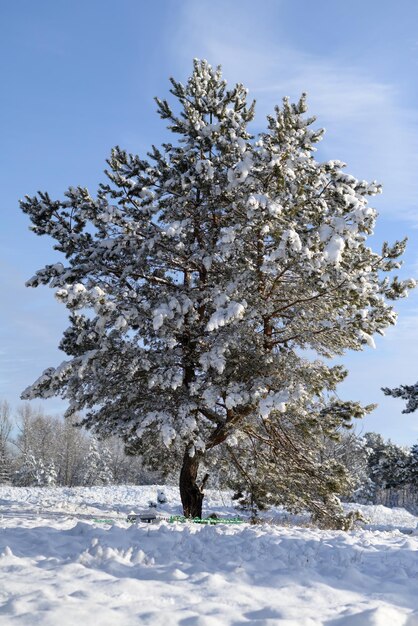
[1,486,418,625]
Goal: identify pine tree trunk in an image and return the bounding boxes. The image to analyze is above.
[179,449,205,518]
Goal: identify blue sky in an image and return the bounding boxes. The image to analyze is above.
[2,0,418,443]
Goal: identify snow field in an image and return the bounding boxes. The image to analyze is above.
[1,485,418,625]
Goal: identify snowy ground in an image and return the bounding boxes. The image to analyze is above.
[1,486,418,625]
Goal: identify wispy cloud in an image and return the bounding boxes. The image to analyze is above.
[172,1,418,222]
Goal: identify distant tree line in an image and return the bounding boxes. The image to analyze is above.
[0,401,161,487]
[207,428,418,514]
[1,399,417,514]
[350,432,418,509]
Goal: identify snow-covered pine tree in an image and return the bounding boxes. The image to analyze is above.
[406,443,418,488]
[378,442,409,507]
[362,432,412,507]
[348,435,377,504]
[362,431,387,500]
[382,382,418,413]
[13,451,36,486]
[14,450,57,486]
[43,460,58,487]
[21,60,414,526]
[83,437,113,486]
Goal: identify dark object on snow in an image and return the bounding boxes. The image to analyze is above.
[127,511,158,523]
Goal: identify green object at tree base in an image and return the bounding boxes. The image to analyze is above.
[168,515,243,525]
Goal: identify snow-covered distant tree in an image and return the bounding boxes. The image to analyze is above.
[56,413,91,486]
[376,441,409,499]
[12,404,84,486]
[0,401,13,484]
[14,450,57,487]
[83,437,113,486]
[13,451,36,486]
[11,404,148,486]
[14,404,59,472]
[0,446,10,484]
[406,444,418,488]
[21,60,414,526]
[363,432,389,495]
[360,432,412,506]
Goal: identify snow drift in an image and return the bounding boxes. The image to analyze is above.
[0,485,418,625]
